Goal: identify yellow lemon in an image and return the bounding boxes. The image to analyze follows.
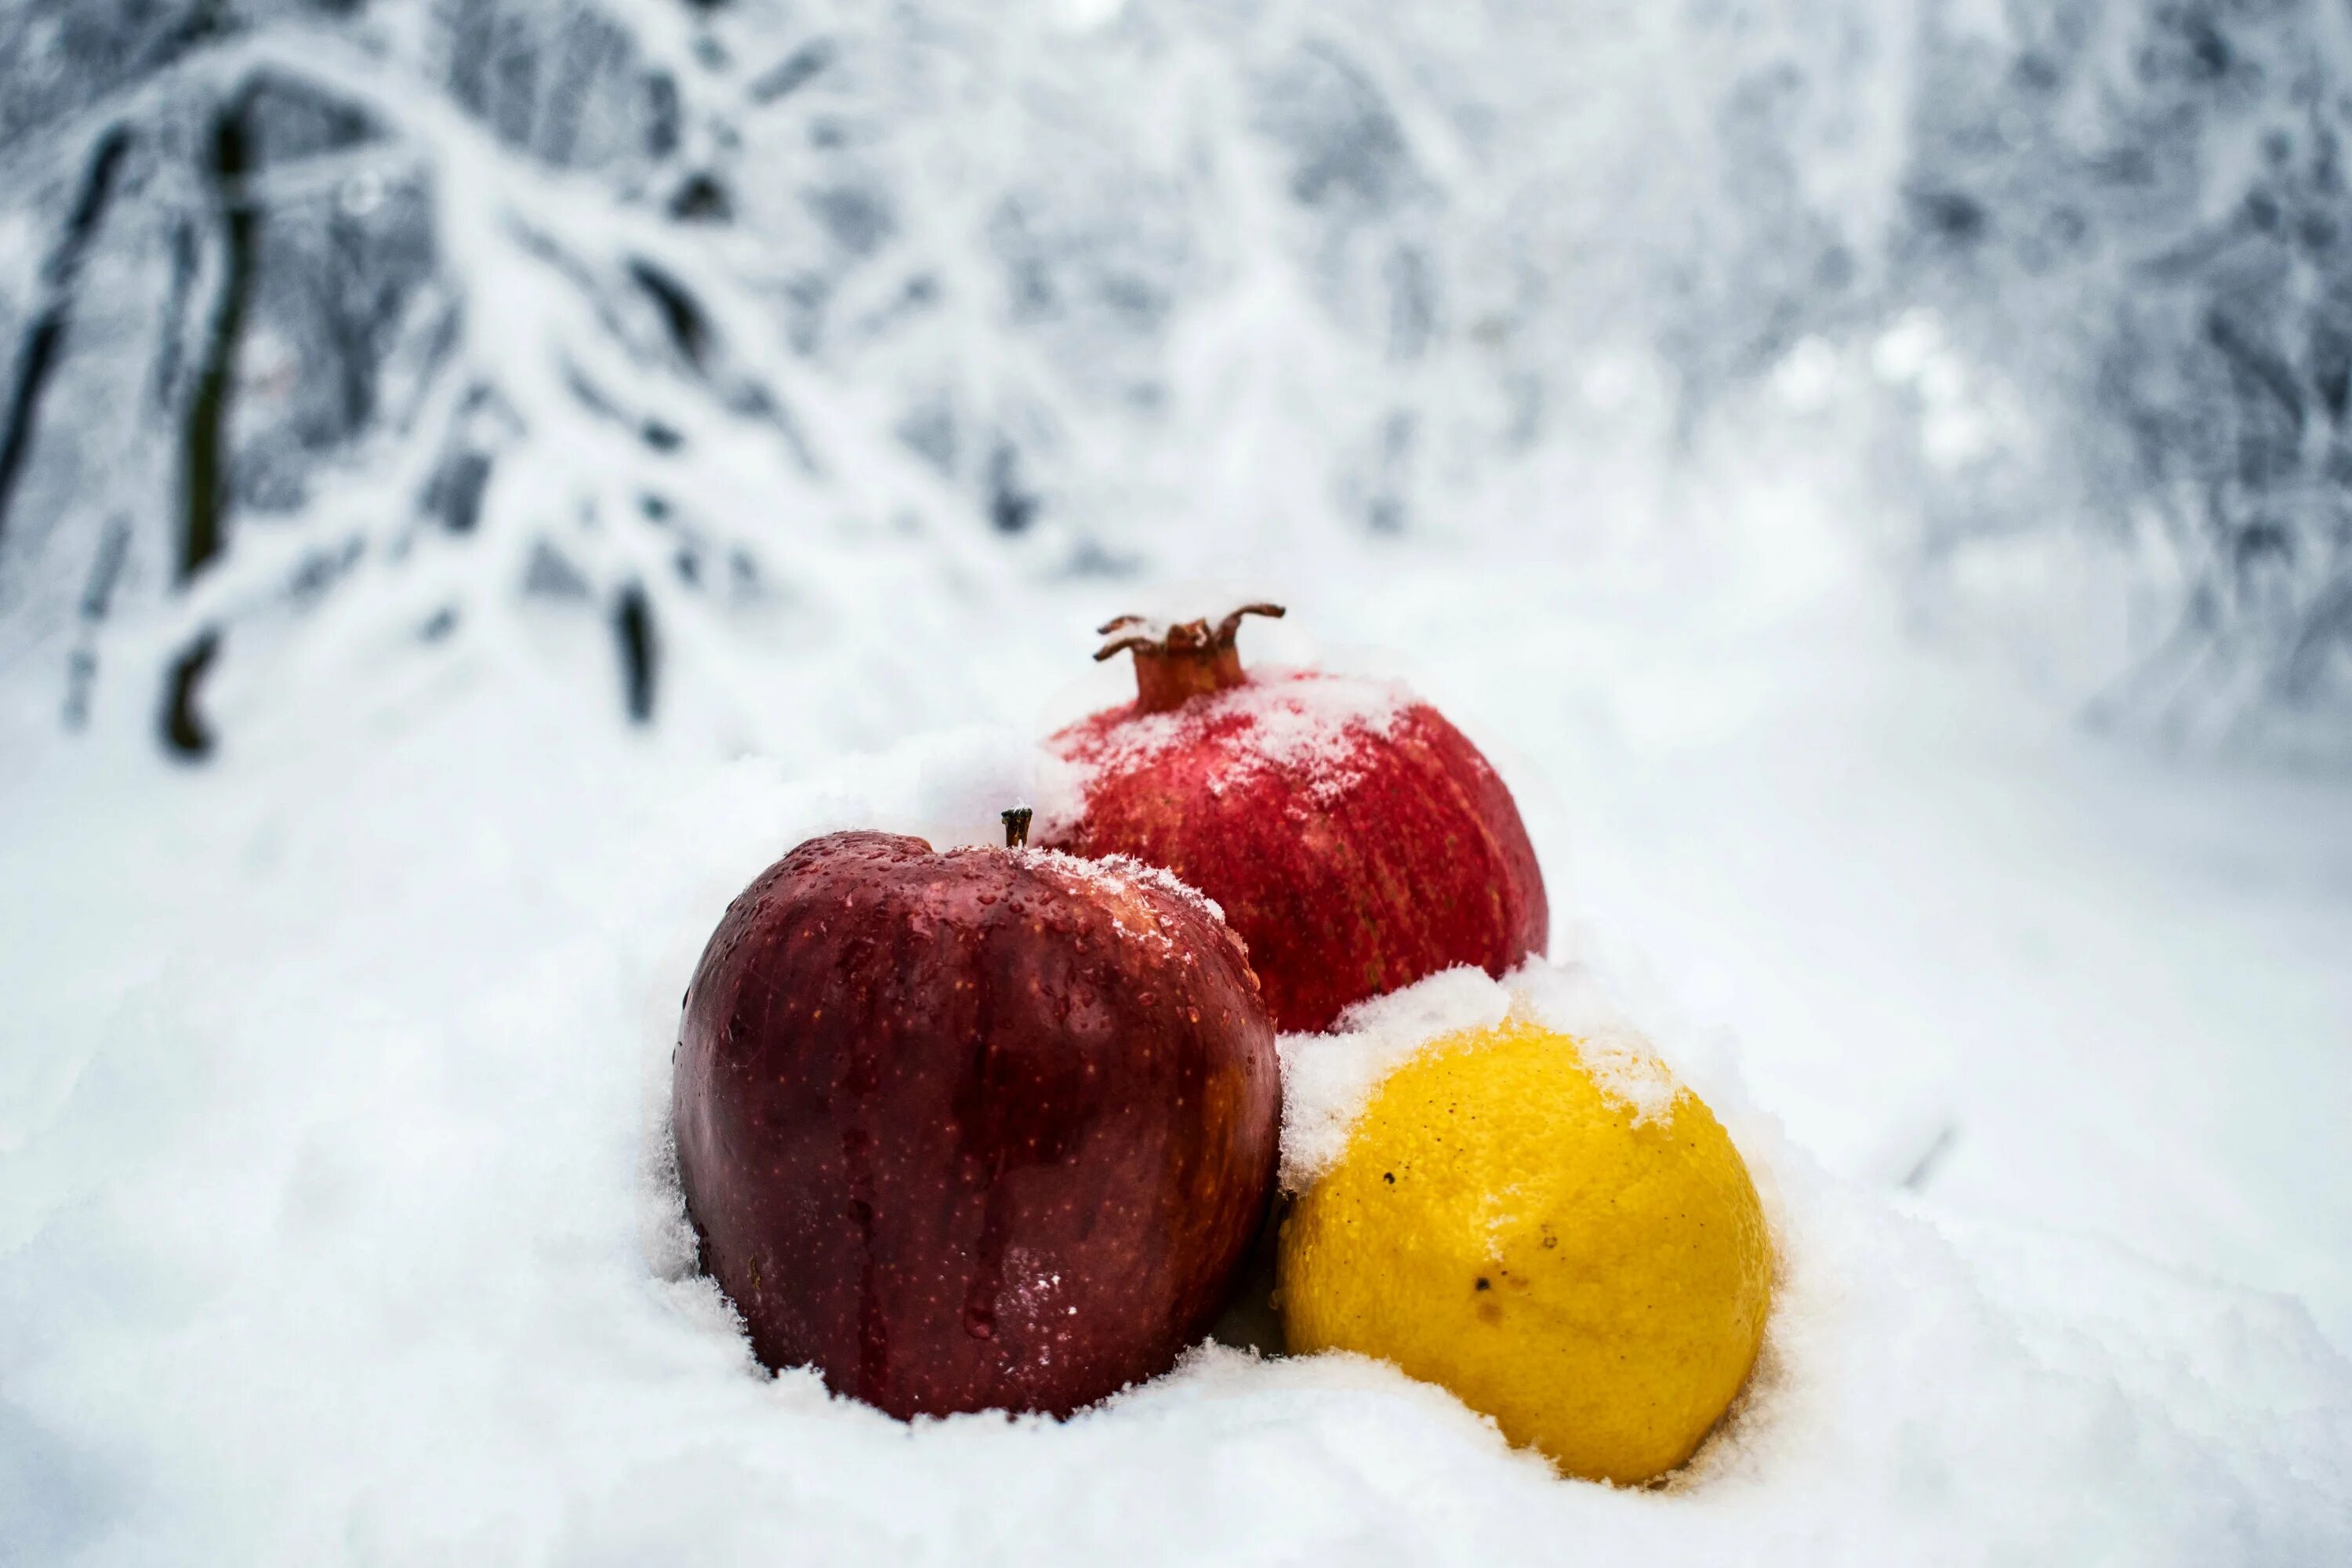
[1277,1017,1772,1483]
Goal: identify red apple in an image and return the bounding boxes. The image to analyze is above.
[671,817,1279,1419]
[1040,605,1548,1034]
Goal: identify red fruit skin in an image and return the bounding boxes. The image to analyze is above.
[1044,674,1548,1035]
[672,830,1279,1420]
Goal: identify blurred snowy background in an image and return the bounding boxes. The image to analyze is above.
[4,2,2351,1563]
[5,0,2352,753]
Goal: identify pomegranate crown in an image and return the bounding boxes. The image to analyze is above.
[1094,602,1286,714]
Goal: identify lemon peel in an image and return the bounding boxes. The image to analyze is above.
[1277,1016,1772,1484]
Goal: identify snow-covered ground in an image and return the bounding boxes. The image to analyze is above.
[5,513,2349,1562]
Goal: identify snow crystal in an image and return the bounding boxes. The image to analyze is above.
[1505,960,1688,1126]
[1010,846,1228,931]
[996,847,1233,961]
[1562,1029,1682,1124]
[1043,669,1415,823]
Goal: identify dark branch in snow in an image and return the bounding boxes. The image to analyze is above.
[182,93,257,587]
[987,443,1036,535]
[749,40,835,105]
[62,515,131,730]
[667,173,732,223]
[615,583,658,724]
[152,220,201,411]
[629,260,710,371]
[423,450,494,534]
[0,127,132,552]
[162,628,222,759]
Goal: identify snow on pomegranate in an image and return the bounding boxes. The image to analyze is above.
[1040,604,1548,1034]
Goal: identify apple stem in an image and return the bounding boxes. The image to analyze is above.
[1093,602,1285,714]
[1001,806,1033,848]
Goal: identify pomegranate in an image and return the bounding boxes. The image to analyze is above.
[1041,604,1548,1034]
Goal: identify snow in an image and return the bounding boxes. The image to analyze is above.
[1279,933,1735,1192]
[1010,847,1229,933]
[6,593,2351,1562]
[1039,667,1414,825]
[1279,967,1511,1190]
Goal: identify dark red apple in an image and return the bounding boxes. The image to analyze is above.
[1040,604,1548,1035]
[671,817,1279,1419]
